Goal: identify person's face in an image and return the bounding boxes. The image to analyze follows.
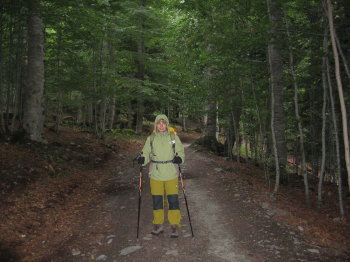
[156,120,167,133]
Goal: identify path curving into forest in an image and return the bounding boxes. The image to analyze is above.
[39,135,348,262]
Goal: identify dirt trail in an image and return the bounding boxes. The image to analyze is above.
[38,136,348,262]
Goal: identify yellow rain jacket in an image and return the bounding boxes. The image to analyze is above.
[141,114,185,181]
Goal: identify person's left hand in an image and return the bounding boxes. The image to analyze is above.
[137,156,145,165]
[173,156,182,164]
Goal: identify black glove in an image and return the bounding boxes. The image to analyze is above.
[173,156,182,164]
[137,156,145,165]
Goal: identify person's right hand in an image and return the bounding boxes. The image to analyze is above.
[137,156,145,165]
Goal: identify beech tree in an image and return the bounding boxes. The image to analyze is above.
[326,0,350,192]
[23,0,45,142]
[1,0,350,213]
[266,0,286,194]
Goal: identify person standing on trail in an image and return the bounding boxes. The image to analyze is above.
[137,114,185,238]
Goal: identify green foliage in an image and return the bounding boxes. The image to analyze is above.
[1,0,349,189]
[112,128,136,136]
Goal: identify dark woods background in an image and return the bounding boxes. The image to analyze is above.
[1,0,350,215]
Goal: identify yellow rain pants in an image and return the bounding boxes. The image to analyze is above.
[150,178,181,226]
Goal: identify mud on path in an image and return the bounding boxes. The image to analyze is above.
[1,133,350,261]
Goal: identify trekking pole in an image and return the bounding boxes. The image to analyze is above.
[133,152,143,239]
[177,160,194,238]
[137,163,143,239]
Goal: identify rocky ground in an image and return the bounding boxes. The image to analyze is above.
[0,128,349,261]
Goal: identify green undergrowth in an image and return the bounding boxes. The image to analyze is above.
[103,129,146,144]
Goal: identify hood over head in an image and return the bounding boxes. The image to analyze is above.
[154,114,169,133]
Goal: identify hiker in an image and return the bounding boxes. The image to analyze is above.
[137,114,185,238]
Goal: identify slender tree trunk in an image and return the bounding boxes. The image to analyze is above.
[250,74,268,180]
[182,113,186,132]
[202,105,208,137]
[87,103,93,126]
[232,111,240,164]
[5,15,14,133]
[100,96,108,134]
[203,102,217,138]
[215,102,219,140]
[335,33,350,81]
[127,99,133,129]
[99,31,110,135]
[109,94,116,130]
[92,45,100,137]
[55,91,63,133]
[135,0,146,135]
[10,22,25,133]
[284,13,310,206]
[18,30,27,126]
[135,98,143,134]
[54,30,62,133]
[318,26,329,210]
[94,104,101,138]
[267,0,287,190]
[0,22,4,134]
[226,111,234,159]
[326,56,345,219]
[23,0,45,142]
[270,72,280,197]
[167,104,170,120]
[76,92,83,125]
[326,0,350,192]
[241,121,248,160]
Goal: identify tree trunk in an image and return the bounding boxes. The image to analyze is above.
[135,0,146,135]
[226,112,234,159]
[10,22,26,133]
[182,113,186,132]
[250,73,268,179]
[318,27,329,210]
[135,98,143,134]
[284,13,310,206]
[232,110,240,164]
[242,121,248,160]
[267,0,285,194]
[55,90,63,133]
[23,0,45,142]
[55,30,62,133]
[335,33,350,81]
[270,70,281,197]
[326,56,345,219]
[76,93,83,126]
[109,94,116,130]
[100,96,108,134]
[203,102,217,138]
[0,18,4,135]
[326,0,350,192]
[87,102,93,126]
[127,99,133,129]
[5,14,15,134]
[93,103,101,138]
[266,0,287,186]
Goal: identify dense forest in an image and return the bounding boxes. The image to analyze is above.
[1,0,350,220]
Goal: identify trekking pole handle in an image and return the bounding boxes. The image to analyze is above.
[133,152,143,167]
[176,154,185,192]
[175,153,183,173]
[133,152,143,161]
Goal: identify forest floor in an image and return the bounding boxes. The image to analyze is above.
[0,127,350,262]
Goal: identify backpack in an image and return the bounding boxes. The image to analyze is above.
[150,128,176,156]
